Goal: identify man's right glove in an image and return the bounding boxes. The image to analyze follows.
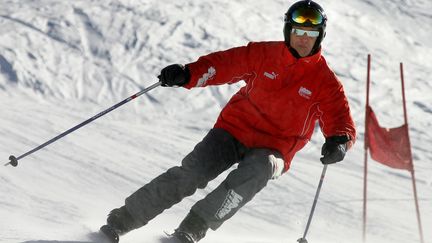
[320,135,350,164]
[158,64,190,87]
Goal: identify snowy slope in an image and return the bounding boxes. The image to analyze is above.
[0,0,431,243]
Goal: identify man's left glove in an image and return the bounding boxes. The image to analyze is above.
[158,64,191,87]
[320,135,350,164]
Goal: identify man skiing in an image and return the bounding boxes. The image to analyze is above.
[100,0,356,242]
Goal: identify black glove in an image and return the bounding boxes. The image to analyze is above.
[320,135,350,164]
[158,64,190,87]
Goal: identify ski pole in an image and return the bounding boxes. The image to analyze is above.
[297,164,328,243]
[4,81,162,167]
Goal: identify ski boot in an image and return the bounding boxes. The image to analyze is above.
[171,211,209,243]
[100,224,119,243]
[100,206,141,243]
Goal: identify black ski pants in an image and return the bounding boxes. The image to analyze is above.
[125,128,282,230]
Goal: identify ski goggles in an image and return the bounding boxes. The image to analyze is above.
[289,7,324,25]
[291,28,320,37]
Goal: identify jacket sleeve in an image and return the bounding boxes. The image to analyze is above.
[317,71,357,149]
[183,42,260,89]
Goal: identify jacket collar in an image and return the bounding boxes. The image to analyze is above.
[285,46,322,66]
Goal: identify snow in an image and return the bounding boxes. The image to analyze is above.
[0,0,431,243]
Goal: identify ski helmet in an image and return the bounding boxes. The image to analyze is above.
[283,0,327,56]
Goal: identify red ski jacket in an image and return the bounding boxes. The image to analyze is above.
[184,41,356,171]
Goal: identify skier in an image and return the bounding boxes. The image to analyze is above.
[100,0,356,242]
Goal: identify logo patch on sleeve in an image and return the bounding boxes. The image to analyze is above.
[197,67,216,87]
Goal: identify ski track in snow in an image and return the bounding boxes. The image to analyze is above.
[1,0,431,243]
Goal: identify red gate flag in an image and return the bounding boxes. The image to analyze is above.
[366,106,413,171]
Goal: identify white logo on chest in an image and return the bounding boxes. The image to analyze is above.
[264,71,278,80]
[298,86,312,99]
